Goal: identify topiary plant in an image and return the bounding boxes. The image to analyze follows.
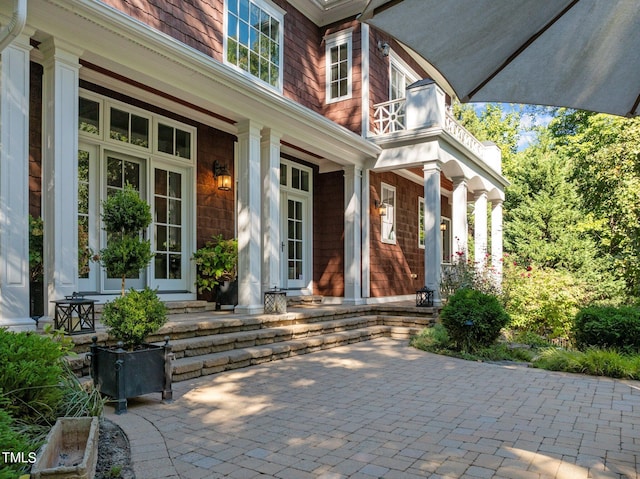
[98,185,166,349]
[100,287,167,350]
[99,185,153,296]
[440,288,510,352]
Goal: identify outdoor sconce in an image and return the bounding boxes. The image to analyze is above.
[440,220,447,231]
[377,41,390,57]
[213,160,232,191]
[374,199,387,217]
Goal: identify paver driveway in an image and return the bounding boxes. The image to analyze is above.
[109,338,640,479]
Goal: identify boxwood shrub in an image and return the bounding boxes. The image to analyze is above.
[440,288,510,352]
[573,306,640,352]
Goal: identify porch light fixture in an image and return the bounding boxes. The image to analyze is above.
[374,199,387,217]
[377,41,390,57]
[440,220,447,231]
[213,160,232,191]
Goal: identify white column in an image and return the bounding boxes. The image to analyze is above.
[423,161,442,306]
[451,177,468,260]
[361,168,371,299]
[41,38,82,317]
[236,120,263,314]
[491,199,504,278]
[473,190,488,266]
[261,128,281,293]
[344,165,363,304]
[0,33,32,330]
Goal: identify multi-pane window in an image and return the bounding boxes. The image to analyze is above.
[280,163,309,192]
[390,53,419,101]
[157,123,191,159]
[325,30,352,103]
[78,150,91,279]
[154,169,183,280]
[226,0,284,89]
[381,183,396,244]
[441,217,452,263]
[109,107,149,148]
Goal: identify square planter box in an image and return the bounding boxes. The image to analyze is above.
[31,416,99,479]
[90,339,173,414]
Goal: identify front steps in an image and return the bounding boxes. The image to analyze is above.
[67,303,438,382]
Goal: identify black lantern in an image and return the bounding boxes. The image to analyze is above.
[213,160,232,191]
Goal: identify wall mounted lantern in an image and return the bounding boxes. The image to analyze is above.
[374,199,387,217]
[213,160,232,191]
[377,41,390,57]
[440,220,447,231]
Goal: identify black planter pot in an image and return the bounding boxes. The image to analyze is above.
[215,279,238,309]
[89,338,173,414]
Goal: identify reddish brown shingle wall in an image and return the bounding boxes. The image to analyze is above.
[29,62,43,218]
[313,170,344,297]
[369,171,452,297]
[196,126,236,246]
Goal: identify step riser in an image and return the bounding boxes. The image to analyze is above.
[171,326,418,383]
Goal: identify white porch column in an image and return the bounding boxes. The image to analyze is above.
[41,38,82,316]
[491,199,504,278]
[473,190,488,265]
[236,120,263,314]
[361,169,371,299]
[451,177,468,260]
[0,33,32,330]
[344,165,363,304]
[423,161,442,306]
[261,128,281,293]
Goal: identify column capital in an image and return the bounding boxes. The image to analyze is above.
[423,160,443,173]
[39,37,83,67]
[260,127,283,143]
[236,119,264,137]
[474,189,488,200]
[451,176,467,188]
[491,198,504,206]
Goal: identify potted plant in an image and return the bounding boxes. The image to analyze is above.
[192,234,238,309]
[89,185,171,414]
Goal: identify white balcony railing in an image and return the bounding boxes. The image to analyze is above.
[443,110,484,157]
[373,97,484,158]
[373,99,406,134]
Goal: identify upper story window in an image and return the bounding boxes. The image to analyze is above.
[389,51,419,100]
[225,0,285,90]
[325,29,352,103]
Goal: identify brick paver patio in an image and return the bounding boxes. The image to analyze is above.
[109,338,640,479]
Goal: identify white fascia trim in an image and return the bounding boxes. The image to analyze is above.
[40,0,380,164]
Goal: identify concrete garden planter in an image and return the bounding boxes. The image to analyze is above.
[31,416,99,479]
[90,339,173,414]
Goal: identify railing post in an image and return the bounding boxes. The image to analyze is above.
[406,79,445,130]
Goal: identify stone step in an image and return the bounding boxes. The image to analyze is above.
[68,314,435,379]
[170,325,420,382]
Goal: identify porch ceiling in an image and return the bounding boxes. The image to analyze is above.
[25,0,379,169]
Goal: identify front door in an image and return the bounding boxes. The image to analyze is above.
[102,152,147,292]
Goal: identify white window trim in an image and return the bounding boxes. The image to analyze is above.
[441,216,452,264]
[389,49,419,100]
[418,197,425,249]
[325,28,353,104]
[381,182,396,245]
[223,0,286,92]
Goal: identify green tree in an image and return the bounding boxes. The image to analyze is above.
[550,111,640,297]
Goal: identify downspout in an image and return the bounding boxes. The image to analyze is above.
[0,0,27,53]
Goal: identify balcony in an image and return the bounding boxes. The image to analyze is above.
[372,80,500,174]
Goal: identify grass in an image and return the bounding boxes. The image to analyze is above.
[411,324,640,379]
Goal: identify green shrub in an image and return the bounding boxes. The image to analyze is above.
[572,306,640,352]
[440,288,510,352]
[0,409,34,479]
[101,287,167,349]
[501,262,595,338]
[192,235,238,293]
[410,324,451,352]
[0,330,68,423]
[532,347,640,379]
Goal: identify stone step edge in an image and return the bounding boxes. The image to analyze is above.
[170,325,421,382]
[69,312,437,352]
[67,324,425,381]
